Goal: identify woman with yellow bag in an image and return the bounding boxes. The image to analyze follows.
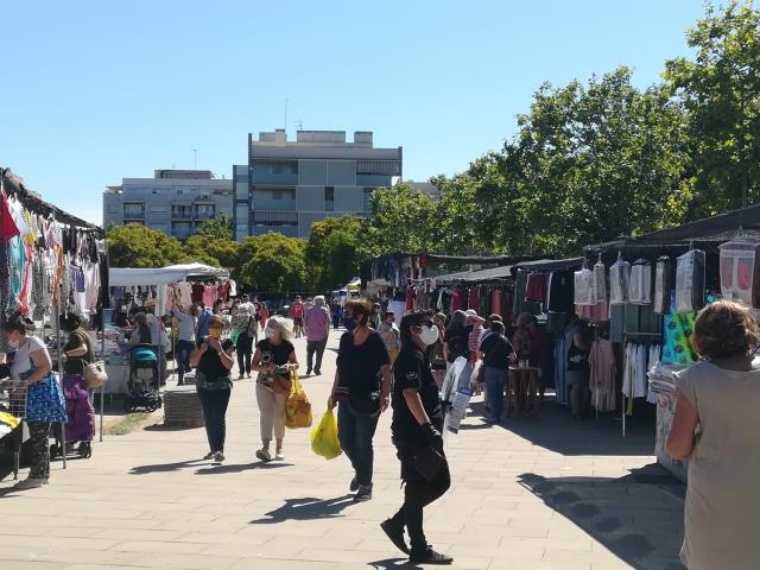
[251,316,298,462]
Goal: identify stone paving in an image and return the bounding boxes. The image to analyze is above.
[0,329,686,569]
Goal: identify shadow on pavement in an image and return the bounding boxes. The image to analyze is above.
[250,494,354,524]
[518,466,685,570]
[128,459,207,474]
[195,462,289,474]
[466,398,655,456]
[366,557,421,569]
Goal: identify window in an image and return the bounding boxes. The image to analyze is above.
[324,186,334,201]
[171,205,193,218]
[363,187,375,211]
[356,160,401,175]
[123,203,145,218]
[268,161,298,175]
[272,190,283,200]
[195,204,216,218]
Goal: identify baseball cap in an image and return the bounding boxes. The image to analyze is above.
[465,309,484,321]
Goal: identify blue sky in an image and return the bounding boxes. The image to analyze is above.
[3,1,706,226]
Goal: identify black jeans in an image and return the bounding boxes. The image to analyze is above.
[391,443,452,554]
[197,387,231,452]
[306,338,328,373]
[28,421,51,479]
[337,403,379,486]
[175,340,195,383]
[236,332,254,375]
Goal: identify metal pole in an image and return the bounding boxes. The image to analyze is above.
[55,293,67,469]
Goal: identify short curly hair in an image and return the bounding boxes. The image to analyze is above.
[691,300,760,359]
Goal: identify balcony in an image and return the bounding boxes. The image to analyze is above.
[171,208,193,220]
[356,174,395,187]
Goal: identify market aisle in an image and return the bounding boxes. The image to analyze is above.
[0,328,685,569]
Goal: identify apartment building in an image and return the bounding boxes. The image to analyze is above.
[103,170,233,240]
[233,129,402,240]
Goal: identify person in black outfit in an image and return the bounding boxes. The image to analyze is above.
[189,316,235,463]
[382,311,453,565]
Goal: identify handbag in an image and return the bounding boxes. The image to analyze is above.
[24,371,67,423]
[83,360,108,389]
[407,445,446,482]
[285,370,313,429]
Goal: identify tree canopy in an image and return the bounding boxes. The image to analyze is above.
[107,224,189,268]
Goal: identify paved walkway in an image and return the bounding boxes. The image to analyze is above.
[0,329,685,569]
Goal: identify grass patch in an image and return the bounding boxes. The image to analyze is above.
[105,413,153,436]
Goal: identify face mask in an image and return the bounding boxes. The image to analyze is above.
[264,327,275,339]
[208,328,222,339]
[7,338,19,350]
[419,324,439,347]
[342,318,357,332]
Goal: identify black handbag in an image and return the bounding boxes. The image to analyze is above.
[408,445,446,481]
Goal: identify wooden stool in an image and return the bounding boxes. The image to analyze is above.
[506,366,540,417]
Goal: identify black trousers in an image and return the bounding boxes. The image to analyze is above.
[306,338,328,373]
[236,332,254,375]
[391,443,451,554]
[28,421,51,480]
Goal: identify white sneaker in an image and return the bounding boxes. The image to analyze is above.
[256,449,272,462]
[275,450,285,461]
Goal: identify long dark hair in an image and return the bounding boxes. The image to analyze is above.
[399,312,428,348]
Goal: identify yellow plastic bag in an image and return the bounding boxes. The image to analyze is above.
[285,370,313,429]
[311,408,342,460]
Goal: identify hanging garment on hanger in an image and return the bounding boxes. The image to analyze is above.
[593,260,607,301]
[653,256,672,314]
[629,259,652,305]
[609,258,631,304]
[589,337,616,413]
[525,272,547,303]
[574,267,595,306]
[719,240,760,307]
[675,250,706,313]
[546,271,574,313]
[622,343,648,400]
[491,288,503,318]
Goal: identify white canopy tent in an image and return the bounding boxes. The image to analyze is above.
[109,262,229,287]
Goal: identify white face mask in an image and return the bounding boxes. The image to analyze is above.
[7,338,19,350]
[419,324,439,347]
[264,327,275,339]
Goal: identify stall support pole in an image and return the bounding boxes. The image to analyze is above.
[54,297,67,469]
[99,319,105,443]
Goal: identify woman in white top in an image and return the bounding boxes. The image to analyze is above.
[668,300,760,569]
[4,314,66,489]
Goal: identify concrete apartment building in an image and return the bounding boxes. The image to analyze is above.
[233,129,402,240]
[103,170,233,240]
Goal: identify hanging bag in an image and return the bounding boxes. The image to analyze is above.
[83,360,108,389]
[285,370,313,429]
[311,407,342,459]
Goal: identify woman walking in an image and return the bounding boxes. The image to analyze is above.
[382,312,453,565]
[252,316,297,462]
[4,313,66,489]
[329,299,391,502]
[189,315,235,462]
[479,321,515,425]
[667,300,760,569]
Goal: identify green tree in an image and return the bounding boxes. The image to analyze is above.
[184,234,242,270]
[195,213,234,240]
[238,233,306,293]
[664,0,760,213]
[306,216,369,290]
[367,184,437,254]
[107,223,189,267]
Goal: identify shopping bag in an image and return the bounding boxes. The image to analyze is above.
[285,370,313,429]
[311,409,342,460]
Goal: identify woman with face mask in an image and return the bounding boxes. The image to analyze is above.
[189,315,235,462]
[329,298,392,502]
[380,311,452,565]
[251,316,298,462]
[3,313,66,489]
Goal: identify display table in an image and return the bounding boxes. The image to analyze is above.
[506,366,540,417]
[103,365,130,395]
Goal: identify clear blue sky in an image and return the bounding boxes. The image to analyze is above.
[3,0,706,226]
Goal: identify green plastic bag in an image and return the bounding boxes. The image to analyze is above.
[311,409,342,460]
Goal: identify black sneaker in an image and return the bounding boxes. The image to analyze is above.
[410,546,453,565]
[314,369,321,375]
[349,476,359,492]
[306,369,312,375]
[353,484,372,502]
[380,518,409,554]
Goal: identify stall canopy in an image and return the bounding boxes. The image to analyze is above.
[109,262,229,287]
[435,265,513,285]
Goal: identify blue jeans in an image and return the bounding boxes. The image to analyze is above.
[197,387,231,453]
[175,340,195,383]
[484,367,507,422]
[337,403,380,486]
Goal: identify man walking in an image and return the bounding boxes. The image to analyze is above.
[304,295,331,376]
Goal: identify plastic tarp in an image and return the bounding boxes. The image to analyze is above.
[109,262,229,287]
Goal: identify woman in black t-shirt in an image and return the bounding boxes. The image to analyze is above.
[251,316,298,463]
[329,298,391,502]
[381,312,453,565]
[190,315,235,463]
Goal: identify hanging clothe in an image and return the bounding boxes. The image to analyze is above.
[589,338,616,413]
